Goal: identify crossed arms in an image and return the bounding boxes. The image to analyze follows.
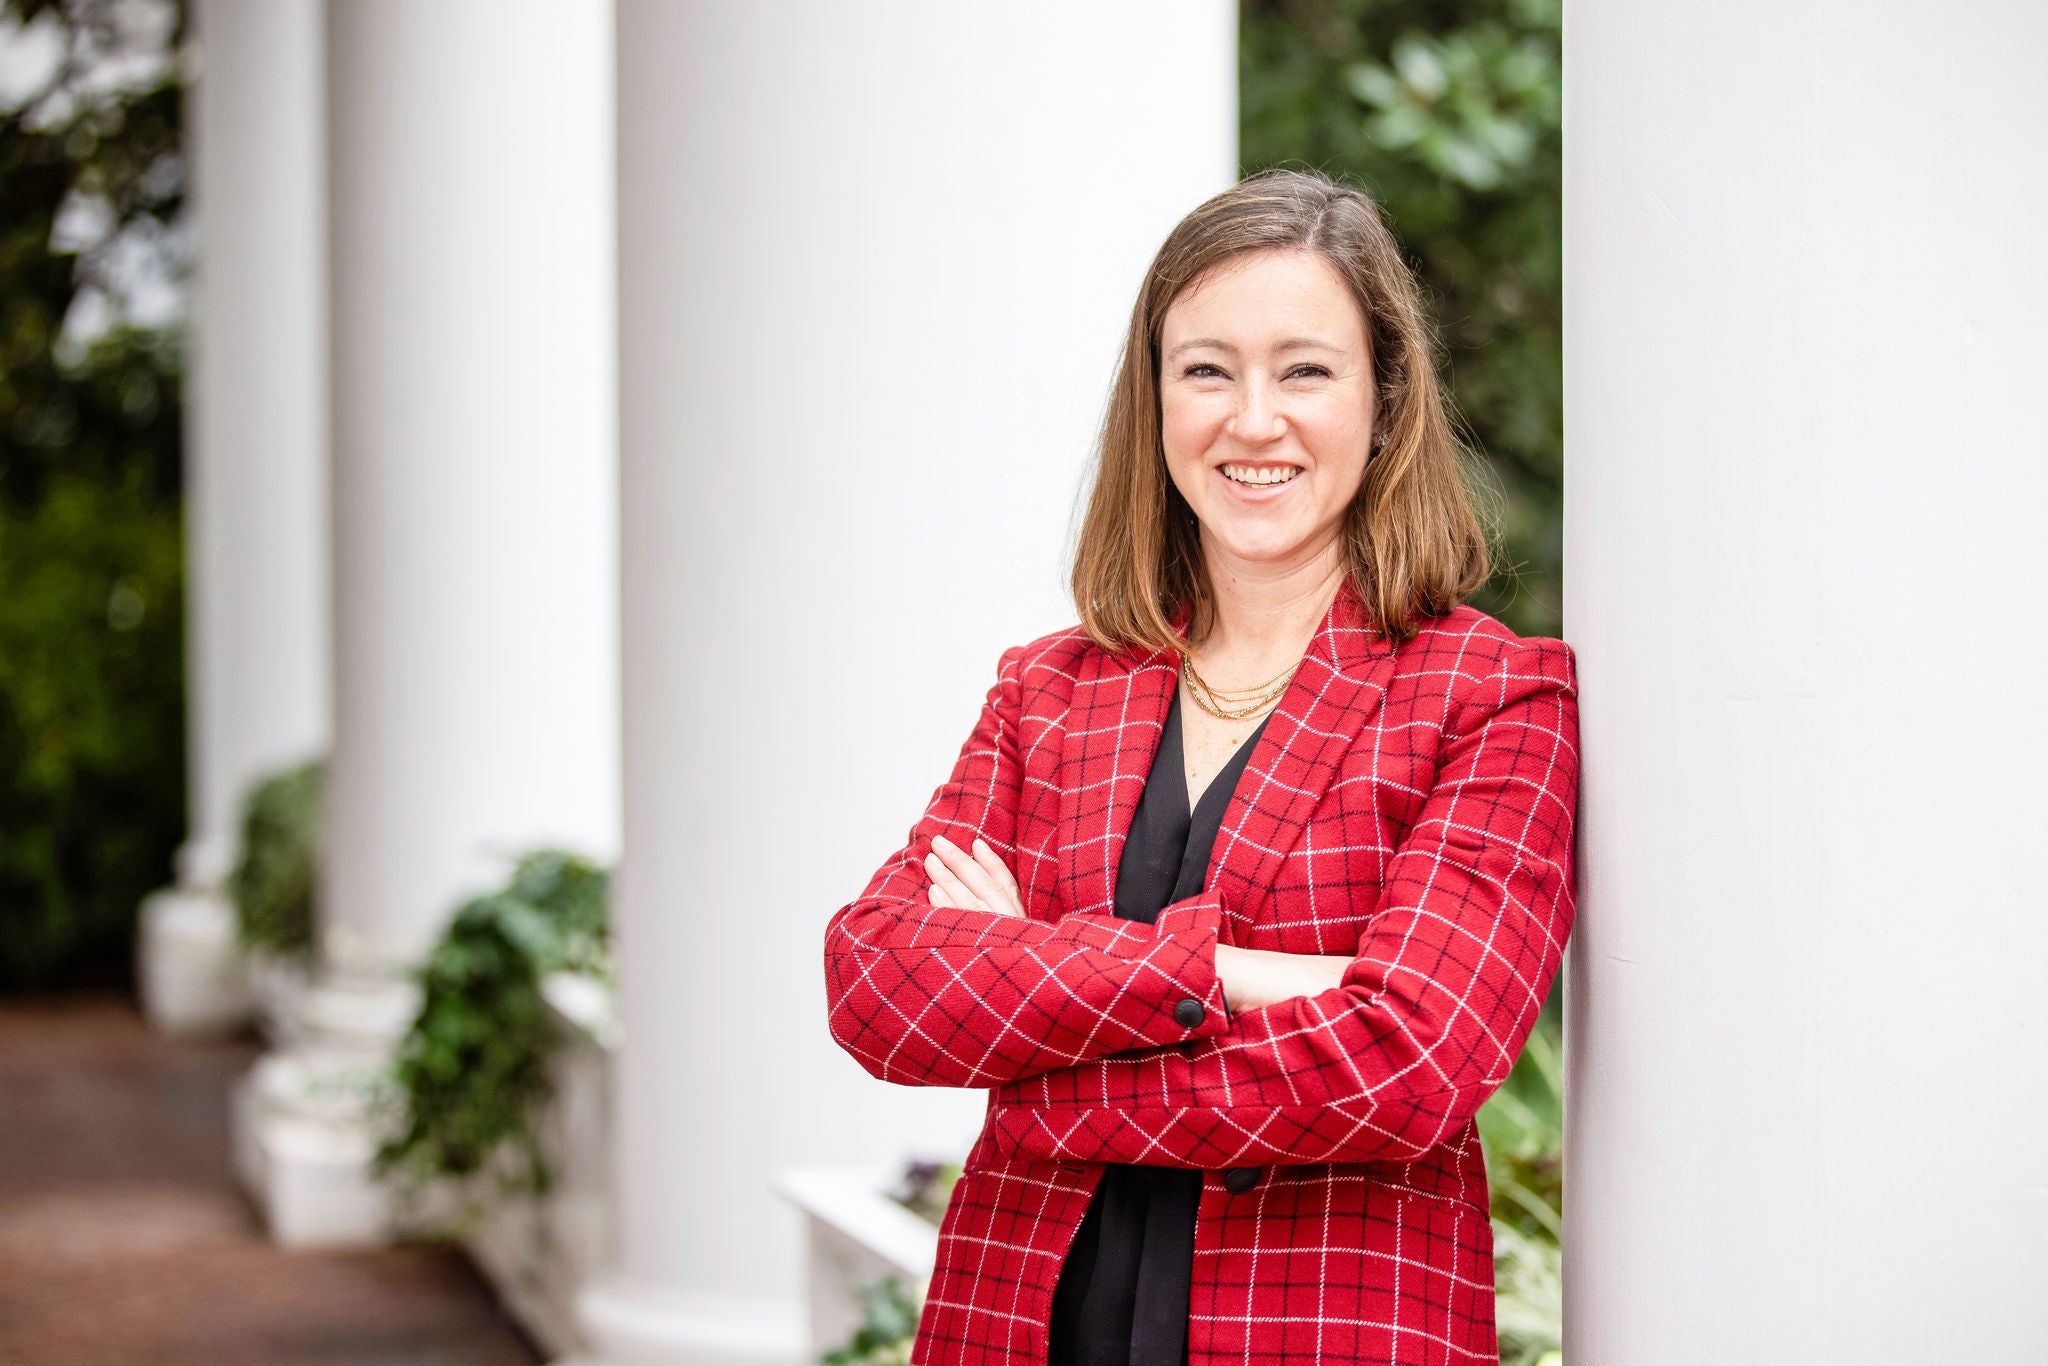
[821,638,1579,1170]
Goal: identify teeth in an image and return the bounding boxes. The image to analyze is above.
[1222,464,1300,487]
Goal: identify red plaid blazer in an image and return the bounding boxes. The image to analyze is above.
[823,585,1579,1366]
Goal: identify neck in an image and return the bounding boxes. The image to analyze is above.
[1194,534,1345,662]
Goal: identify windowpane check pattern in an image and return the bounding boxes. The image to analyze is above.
[824,586,1579,1366]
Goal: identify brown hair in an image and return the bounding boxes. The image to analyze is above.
[1070,168,1489,655]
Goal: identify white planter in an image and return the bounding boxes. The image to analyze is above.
[136,887,254,1037]
[233,972,414,1247]
[235,1048,395,1247]
[775,1166,942,1359]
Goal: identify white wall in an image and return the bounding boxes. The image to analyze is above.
[1563,1,2048,1358]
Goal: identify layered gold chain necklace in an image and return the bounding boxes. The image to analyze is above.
[1180,653,1298,721]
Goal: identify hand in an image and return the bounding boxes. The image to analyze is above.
[1214,945,1353,1014]
[924,835,1027,918]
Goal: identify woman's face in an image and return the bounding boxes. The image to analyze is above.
[1158,247,1376,580]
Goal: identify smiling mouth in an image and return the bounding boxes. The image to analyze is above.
[1220,463,1301,487]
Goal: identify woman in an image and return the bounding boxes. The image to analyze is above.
[823,169,1578,1366]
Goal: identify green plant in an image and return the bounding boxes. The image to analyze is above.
[375,849,610,1210]
[228,758,322,959]
[821,1277,920,1366]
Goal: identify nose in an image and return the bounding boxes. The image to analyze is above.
[1226,375,1286,446]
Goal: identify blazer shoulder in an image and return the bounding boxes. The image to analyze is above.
[996,623,1105,711]
[1403,604,1577,698]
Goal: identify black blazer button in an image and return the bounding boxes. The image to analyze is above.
[1173,997,1205,1028]
[1223,1166,1262,1194]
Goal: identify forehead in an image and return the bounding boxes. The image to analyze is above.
[1161,248,1367,348]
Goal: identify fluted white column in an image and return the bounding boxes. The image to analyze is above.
[139,0,328,1038]
[1563,2,2048,1359]
[596,4,1237,1361]
[236,0,618,1248]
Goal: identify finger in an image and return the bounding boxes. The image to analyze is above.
[929,834,976,876]
[933,836,1007,912]
[970,839,1026,916]
[924,850,985,912]
[926,873,957,908]
[928,840,979,898]
[925,850,976,907]
[971,838,1022,894]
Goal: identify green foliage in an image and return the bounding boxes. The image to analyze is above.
[0,0,191,988]
[0,450,184,986]
[821,1278,920,1366]
[376,850,611,1209]
[228,758,322,959]
[1242,0,1562,635]
[1477,1012,1564,1364]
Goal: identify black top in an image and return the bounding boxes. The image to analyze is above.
[1046,688,1272,1366]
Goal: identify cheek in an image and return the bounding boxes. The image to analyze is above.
[1159,391,1223,467]
[1302,405,1372,492]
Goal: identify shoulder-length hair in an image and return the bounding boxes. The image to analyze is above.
[1071,168,1489,655]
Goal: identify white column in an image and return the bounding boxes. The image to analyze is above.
[237,0,619,1248]
[138,0,327,1038]
[1563,3,2048,1359]
[595,4,1236,1361]
[319,0,618,977]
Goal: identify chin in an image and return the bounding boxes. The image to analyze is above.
[1201,524,1325,569]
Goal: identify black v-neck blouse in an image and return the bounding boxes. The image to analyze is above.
[1046,687,1273,1366]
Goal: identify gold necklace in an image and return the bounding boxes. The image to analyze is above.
[1191,658,1296,698]
[1181,654,1297,721]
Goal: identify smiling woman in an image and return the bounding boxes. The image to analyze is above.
[824,169,1578,1366]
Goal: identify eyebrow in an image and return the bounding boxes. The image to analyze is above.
[1163,336,1346,362]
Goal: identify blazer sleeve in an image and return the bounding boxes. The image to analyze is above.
[985,637,1579,1168]
[823,644,1233,1089]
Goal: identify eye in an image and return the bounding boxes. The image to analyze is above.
[1182,362,1228,380]
[1285,363,1333,380]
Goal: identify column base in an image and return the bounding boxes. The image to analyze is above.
[247,951,314,1046]
[231,973,419,1247]
[574,1277,805,1366]
[136,886,254,1038]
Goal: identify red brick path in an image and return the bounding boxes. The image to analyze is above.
[0,995,541,1366]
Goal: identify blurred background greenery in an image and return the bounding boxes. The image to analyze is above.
[0,0,189,989]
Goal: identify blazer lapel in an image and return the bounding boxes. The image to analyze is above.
[1054,642,1176,919]
[1206,584,1400,938]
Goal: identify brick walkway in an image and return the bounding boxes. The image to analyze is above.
[0,995,541,1366]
